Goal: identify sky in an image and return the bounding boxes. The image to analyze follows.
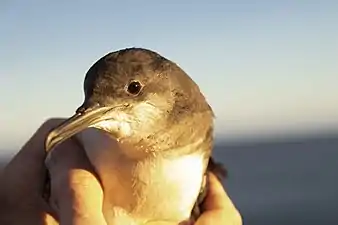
[1,1,338,150]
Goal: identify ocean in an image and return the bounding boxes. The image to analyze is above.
[1,135,338,225]
[214,135,338,225]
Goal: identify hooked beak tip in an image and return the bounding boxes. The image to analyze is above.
[45,131,57,152]
[43,105,116,152]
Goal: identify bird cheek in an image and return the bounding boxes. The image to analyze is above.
[132,102,163,124]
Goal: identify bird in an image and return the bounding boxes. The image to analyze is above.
[44,47,226,225]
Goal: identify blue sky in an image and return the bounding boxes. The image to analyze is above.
[1,1,338,150]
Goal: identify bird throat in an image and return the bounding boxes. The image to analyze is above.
[76,128,207,225]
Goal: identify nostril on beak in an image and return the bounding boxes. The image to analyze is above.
[76,102,101,114]
[76,106,86,114]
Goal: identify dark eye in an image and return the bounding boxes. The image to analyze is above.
[126,80,142,95]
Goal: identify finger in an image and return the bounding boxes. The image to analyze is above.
[199,172,242,225]
[47,138,107,225]
[2,118,65,199]
[202,172,236,211]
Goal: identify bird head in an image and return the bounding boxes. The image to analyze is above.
[45,48,213,154]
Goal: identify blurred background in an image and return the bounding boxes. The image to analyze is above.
[1,1,338,224]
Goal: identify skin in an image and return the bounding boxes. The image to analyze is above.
[0,119,242,225]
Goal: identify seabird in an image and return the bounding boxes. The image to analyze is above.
[44,48,226,225]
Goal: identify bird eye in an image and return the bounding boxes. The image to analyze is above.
[126,80,143,95]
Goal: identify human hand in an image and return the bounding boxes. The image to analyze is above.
[0,119,61,225]
[0,118,241,225]
[0,119,106,225]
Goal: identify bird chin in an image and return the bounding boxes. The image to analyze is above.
[76,124,149,162]
[76,127,121,160]
[92,119,133,140]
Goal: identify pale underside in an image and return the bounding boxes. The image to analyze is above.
[77,128,206,225]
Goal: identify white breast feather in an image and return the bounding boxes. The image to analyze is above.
[76,129,205,225]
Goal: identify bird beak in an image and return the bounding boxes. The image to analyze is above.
[45,106,113,152]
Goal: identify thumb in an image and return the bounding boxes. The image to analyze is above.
[202,172,231,211]
[196,172,242,225]
[47,138,107,225]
